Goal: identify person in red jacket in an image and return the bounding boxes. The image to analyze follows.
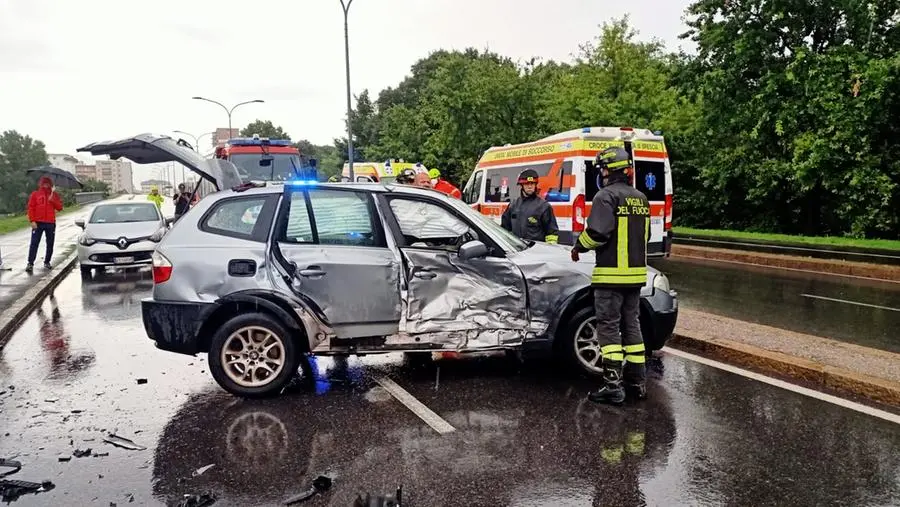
[26,176,63,271]
[428,169,462,199]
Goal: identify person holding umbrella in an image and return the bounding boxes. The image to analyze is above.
[26,176,63,271]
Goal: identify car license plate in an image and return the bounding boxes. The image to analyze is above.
[113,256,134,264]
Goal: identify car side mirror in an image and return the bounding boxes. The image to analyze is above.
[458,240,488,261]
[75,219,85,229]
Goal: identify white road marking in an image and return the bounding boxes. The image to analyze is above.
[800,293,900,313]
[664,348,900,425]
[375,376,456,434]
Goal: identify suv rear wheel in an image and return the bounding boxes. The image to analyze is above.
[208,313,299,398]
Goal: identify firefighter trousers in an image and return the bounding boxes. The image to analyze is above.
[593,287,646,384]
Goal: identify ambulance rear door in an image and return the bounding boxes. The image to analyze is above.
[629,139,668,257]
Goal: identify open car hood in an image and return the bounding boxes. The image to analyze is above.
[76,133,242,191]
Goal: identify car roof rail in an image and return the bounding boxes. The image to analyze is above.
[231,182,266,193]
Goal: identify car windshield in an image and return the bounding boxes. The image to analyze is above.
[230,153,302,182]
[442,195,529,252]
[90,204,160,224]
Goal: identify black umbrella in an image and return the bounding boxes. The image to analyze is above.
[26,165,83,189]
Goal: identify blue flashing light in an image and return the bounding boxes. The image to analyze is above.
[228,138,293,147]
[582,127,591,133]
[286,179,319,187]
[545,190,570,202]
[653,130,663,136]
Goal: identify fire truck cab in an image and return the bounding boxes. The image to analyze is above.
[214,135,317,185]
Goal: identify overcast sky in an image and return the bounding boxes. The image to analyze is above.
[0,0,693,184]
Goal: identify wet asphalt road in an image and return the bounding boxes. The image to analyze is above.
[1,269,900,506]
[651,256,900,353]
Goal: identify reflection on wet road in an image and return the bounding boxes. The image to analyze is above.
[0,269,899,505]
[652,257,900,353]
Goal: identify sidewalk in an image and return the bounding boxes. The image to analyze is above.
[669,308,900,408]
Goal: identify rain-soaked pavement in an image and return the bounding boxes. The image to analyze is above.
[1,268,900,506]
[651,256,900,353]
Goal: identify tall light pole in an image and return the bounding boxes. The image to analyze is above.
[191,97,264,138]
[340,0,355,181]
[174,130,216,184]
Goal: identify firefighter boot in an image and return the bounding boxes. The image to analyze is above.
[588,360,625,405]
[623,362,647,401]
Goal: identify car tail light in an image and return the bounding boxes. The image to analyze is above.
[664,194,673,231]
[573,194,586,233]
[152,251,173,284]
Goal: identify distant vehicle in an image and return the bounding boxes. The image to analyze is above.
[342,160,428,183]
[463,127,674,256]
[75,202,173,278]
[214,135,317,186]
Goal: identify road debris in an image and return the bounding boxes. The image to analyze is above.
[73,448,92,458]
[192,464,215,477]
[58,455,71,462]
[44,397,58,403]
[103,434,146,451]
[283,475,333,505]
[177,492,216,507]
[352,486,402,507]
[0,459,21,477]
[94,452,109,457]
[0,479,55,502]
[136,378,148,385]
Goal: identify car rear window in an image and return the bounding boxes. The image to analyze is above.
[201,196,273,242]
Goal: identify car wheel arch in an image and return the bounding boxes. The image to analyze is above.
[197,292,308,353]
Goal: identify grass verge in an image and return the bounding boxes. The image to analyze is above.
[0,205,83,235]
[673,226,900,252]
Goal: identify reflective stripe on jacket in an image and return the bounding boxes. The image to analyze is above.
[501,193,559,244]
[573,176,649,287]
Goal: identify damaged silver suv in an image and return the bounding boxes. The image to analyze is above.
[79,134,679,398]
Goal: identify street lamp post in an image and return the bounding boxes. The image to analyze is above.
[340,0,355,181]
[173,130,216,183]
[191,97,265,139]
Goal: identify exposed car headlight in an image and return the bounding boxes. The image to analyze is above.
[78,233,96,246]
[652,273,670,293]
[149,227,168,243]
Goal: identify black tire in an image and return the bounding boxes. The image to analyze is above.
[80,265,92,279]
[558,306,604,378]
[208,312,299,398]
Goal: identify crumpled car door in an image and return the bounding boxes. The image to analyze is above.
[77,133,243,190]
[387,197,529,349]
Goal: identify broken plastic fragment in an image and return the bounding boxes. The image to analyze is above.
[73,448,92,458]
[177,492,216,507]
[136,379,148,385]
[0,459,21,478]
[192,464,215,477]
[58,455,71,462]
[0,479,55,502]
[282,475,333,505]
[103,434,146,451]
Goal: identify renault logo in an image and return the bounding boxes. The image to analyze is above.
[117,237,128,249]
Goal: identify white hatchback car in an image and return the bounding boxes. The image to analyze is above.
[76,202,173,278]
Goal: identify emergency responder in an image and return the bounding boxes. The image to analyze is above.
[395,168,417,185]
[428,168,462,199]
[571,146,650,405]
[501,169,559,244]
[327,175,339,182]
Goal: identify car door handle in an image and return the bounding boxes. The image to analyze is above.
[413,270,437,280]
[299,266,326,277]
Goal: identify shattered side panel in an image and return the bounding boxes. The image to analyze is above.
[400,249,528,348]
[516,258,591,337]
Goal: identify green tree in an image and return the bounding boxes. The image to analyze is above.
[240,120,291,140]
[0,130,49,214]
[294,140,343,180]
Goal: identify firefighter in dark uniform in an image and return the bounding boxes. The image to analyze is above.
[501,169,560,244]
[571,146,651,404]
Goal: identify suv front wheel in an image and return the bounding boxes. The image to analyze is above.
[208,313,299,398]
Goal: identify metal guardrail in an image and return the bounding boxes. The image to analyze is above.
[74,192,106,205]
[673,234,900,266]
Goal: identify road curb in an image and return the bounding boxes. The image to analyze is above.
[670,244,900,283]
[668,333,900,408]
[0,251,78,349]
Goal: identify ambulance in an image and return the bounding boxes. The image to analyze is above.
[462,127,673,257]
[342,160,429,183]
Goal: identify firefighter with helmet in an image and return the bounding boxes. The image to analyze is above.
[571,146,651,405]
[500,169,559,244]
[395,168,417,185]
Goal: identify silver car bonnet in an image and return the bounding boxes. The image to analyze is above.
[77,133,243,191]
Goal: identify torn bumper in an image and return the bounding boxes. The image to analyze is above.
[142,298,211,355]
[642,288,678,350]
